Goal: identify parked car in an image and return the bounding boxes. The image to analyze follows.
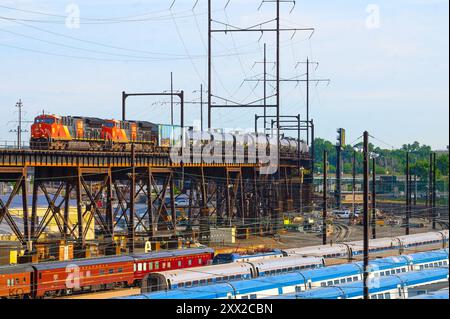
[175,197,190,207]
[333,210,351,219]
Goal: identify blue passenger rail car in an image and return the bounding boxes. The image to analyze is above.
[122,268,449,300]
[410,288,449,300]
[126,249,449,300]
[141,256,324,293]
[271,268,449,300]
[282,230,449,261]
[123,284,235,300]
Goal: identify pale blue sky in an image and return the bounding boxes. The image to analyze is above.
[0,0,448,149]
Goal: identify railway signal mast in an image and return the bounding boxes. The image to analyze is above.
[335,128,345,209]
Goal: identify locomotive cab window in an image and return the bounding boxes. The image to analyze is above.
[35,117,55,124]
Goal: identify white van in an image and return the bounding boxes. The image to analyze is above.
[333,210,351,219]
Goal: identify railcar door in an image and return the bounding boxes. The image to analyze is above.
[143,274,166,293]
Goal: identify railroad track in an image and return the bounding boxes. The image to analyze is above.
[334,223,351,242]
[436,220,449,230]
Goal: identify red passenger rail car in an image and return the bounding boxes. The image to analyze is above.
[33,256,135,298]
[0,248,214,299]
[0,265,33,298]
[132,249,214,283]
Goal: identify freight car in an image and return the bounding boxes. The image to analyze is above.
[29,114,310,159]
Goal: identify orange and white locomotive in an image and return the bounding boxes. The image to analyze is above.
[30,114,178,152]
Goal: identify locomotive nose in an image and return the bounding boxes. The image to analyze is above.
[32,124,47,138]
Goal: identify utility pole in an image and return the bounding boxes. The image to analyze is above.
[10,100,29,149]
[406,152,410,235]
[294,59,324,145]
[352,150,357,224]
[372,157,376,239]
[264,43,268,132]
[428,153,433,223]
[323,150,328,245]
[128,144,136,253]
[171,72,174,126]
[363,131,370,300]
[276,0,280,178]
[306,58,309,144]
[251,58,328,144]
[200,84,204,131]
[432,152,437,230]
[207,0,212,130]
[207,0,314,175]
[413,174,417,207]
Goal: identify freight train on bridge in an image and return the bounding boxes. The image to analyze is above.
[0,111,315,264]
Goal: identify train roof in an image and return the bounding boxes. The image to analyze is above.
[410,288,449,300]
[270,268,449,299]
[396,268,449,286]
[346,237,398,250]
[129,120,158,129]
[215,250,283,260]
[132,248,214,261]
[283,244,349,257]
[32,255,134,271]
[0,264,34,275]
[230,272,305,295]
[354,255,409,272]
[134,284,234,300]
[252,256,323,273]
[403,249,449,265]
[396,231,446,245]
[150,262,254,284]
[299,263,362,282]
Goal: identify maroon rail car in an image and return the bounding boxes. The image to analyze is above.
[1,248,215,298]
[0,265,33,298]
[132,248,215,283]
[32,255,135,298]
